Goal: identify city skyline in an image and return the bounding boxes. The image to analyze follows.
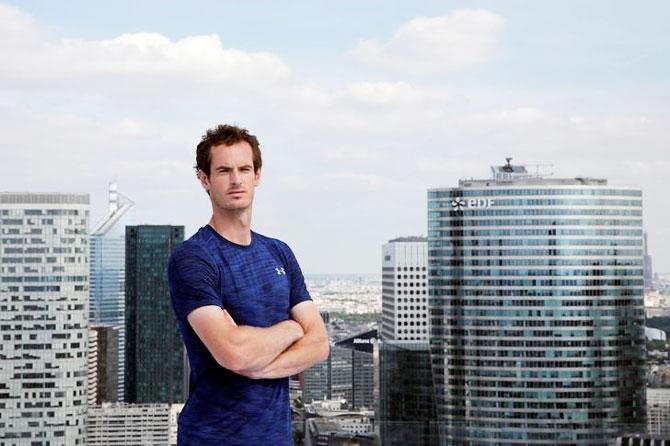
[0,1,668,274]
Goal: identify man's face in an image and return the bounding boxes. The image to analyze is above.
[199,141,261,213]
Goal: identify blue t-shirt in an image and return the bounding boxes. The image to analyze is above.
[167,225,311,445]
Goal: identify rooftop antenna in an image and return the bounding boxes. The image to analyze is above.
[503,157,514,172]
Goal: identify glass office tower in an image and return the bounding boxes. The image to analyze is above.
[427,161,646,445]
[90,182,133,401]
[125,225,186,404]
[0,193,89,445]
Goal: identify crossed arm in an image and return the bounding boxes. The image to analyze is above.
[187,300,329,379]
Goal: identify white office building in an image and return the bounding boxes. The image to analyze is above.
[381,237,428,341]
[86,403,182,445]
[0,192,89,445]
[647,388,670,438]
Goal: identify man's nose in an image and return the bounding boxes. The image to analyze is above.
[230,170,242,185]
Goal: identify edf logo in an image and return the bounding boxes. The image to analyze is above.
[451,197,494,211]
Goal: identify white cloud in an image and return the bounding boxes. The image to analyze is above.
[340,81,451,106]
[350,9,504,74]
[0,6,290,88]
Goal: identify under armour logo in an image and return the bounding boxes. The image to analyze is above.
[275,267,286,275]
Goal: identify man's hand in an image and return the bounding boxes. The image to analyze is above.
[242,301,329,379]
[187,305,304,374]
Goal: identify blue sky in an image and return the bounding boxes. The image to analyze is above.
[1,1,669,273]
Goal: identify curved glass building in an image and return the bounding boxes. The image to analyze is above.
[427,162,646,445]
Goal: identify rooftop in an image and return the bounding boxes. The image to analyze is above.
[456,158,607,188]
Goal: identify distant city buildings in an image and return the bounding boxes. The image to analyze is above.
[303,399,375,446]
[124,225,186,404]
[89,182,134,402]
[306,274,381,315]
[381,237,428,341]
[428,161,646,444]
[0,192,89,444]
[302,329,376,411]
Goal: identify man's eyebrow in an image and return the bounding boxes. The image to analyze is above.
[213,163,253,171]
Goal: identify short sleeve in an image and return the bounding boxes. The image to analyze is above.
[279,242,312,309]
[167,243,223,324]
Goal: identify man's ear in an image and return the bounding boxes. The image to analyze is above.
[197,169,210,192]
[254,168,262,186]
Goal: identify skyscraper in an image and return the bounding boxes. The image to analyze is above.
[427,161,646,445]
[90,182,133,401]
[381,237,428,341]
[125,225,186,404]
[379,237,437,445]
[0,192,89,444]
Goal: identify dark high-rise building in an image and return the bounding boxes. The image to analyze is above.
[125,225,186,404]
[379,341,438,446]
[335,329,377,410]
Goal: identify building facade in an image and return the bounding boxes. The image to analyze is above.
[125,225,186,404]
[89,182,133,402]
[381,237,428,341]
[89,324,120,405]
[86,403,175,446]
[0,193,89,445]
[647,387,670,438]
[379,340,438,446]
[427,162,646,444]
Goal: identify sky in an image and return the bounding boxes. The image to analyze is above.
[1,1,669,274]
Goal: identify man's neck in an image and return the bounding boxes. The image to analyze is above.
[209,209,253,246]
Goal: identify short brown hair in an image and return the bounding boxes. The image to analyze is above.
[195,124,262,176]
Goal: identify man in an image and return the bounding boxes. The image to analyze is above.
[167,124,329,445]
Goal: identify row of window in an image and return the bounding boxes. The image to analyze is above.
[430,258,642,267]
[444,368,631,379]
[429,218,642,227]
[429,228,643,237]
[428,188,642,198]
[447,339,642,350]
[430,209,642,218]
[428,248,643,257]
[441,328,639,338]
[429,278,643,287]
[445,358,635,368]
[429,198,642,208]
[430,238,641,247]
[431,268,643,277]
[444,308,641,318]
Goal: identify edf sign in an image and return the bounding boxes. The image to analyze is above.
[451,197,494,211]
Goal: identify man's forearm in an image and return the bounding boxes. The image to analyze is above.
[243,329,329,379]
[228,317,304,373]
